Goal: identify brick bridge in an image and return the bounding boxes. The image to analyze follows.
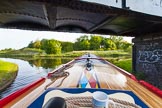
[0,0,162,89]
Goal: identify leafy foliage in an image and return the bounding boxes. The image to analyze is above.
[73,35,131,51]
[74,35,90,50]
[110,36,123,49]
[101,38,116,50]
[28,40,41,49]
[90,35,102,50]
[61,42,73,52]
[25,35,132,54]
[42,39,61,54]
[27,39,62,54]
[112,59,132,73]
[33,40,41,49]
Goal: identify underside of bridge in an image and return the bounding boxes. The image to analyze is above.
[0,0,162,37]
[0,0,162,89]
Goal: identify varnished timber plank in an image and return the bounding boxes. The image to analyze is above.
[94,64,127,90]
[60,65,84,88]
[92,63,162,107]
[126,78,162,108]
[96,72,110,89]
[10,79,51,108]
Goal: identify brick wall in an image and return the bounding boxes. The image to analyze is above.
[133,36,162,89]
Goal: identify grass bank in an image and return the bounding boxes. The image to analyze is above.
[109,59,146,80]
[0,60,18,91]
[0,48,43,58]
[0,48,131,58]
[60,50,130,58]
[110,59,132,73]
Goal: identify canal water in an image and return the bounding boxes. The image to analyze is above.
[0,57,72,99]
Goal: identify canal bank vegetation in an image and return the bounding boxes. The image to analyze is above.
[0,35,133,73]
[111,59,132,73]
[0,49,131,59]
[0,35,134,78]
[0,35,132,57]
[0,60,18,90]
[0,48,44,57]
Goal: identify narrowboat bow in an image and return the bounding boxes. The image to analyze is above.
[0,54,162,108]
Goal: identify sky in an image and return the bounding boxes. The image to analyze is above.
[83,0,162,17]
[0,28,133,50]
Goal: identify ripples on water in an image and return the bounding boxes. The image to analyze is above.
[0,57,72,99]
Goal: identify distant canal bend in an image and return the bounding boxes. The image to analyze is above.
[0,57,72,99]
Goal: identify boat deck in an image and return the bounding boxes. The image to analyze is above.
[46,60,162,108]
[2,55,162,108]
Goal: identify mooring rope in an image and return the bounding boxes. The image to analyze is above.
[44,62,75,90]
[45,71,69,90]
[65,96,141,108]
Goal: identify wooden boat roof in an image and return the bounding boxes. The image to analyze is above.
[0,0,162,37]
[45,54,162,107]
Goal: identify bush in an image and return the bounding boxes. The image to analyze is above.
[112,59,132,73]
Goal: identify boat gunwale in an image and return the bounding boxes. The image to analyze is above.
[0,77,45,107]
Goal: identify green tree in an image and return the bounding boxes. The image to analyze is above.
[124,45,132,54]
[42,39,61,54]
[73,41,80,51]
[33,40,41,49]
[110,36,124,49]
[90,35,102,50]
[76,35,89,42]
[40,39,48,50]
[74,35,90,50]
[102,38,116,50]
[27,40,41,49]
[61,42,74,52]
[28,41,34,48]
[120,41,132,50]
[80,40,90,50]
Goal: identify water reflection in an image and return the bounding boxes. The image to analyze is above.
[28,58,62,69]
[0,57,73,99]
